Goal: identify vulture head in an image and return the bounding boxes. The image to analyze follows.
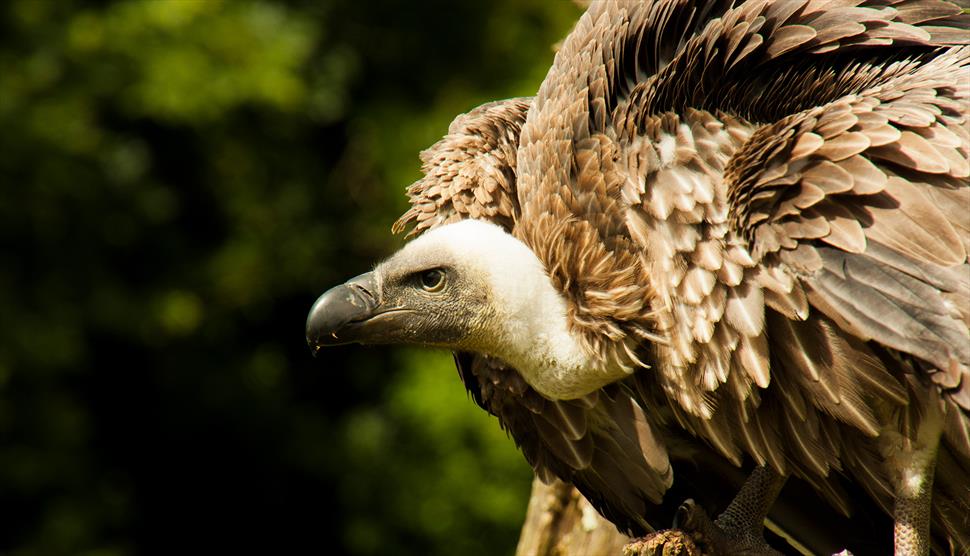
[307,219,617,400]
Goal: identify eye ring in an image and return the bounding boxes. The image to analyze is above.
[419,268,446,292]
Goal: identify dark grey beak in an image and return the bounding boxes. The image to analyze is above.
[306,272,402,355]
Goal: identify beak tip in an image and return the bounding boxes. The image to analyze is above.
[306,271,379,352]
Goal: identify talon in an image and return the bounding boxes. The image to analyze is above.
[674,499,696,529]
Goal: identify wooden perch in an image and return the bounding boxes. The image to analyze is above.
[515,477,704,556]
[515,477,631,556]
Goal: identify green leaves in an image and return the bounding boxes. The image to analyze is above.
[77,1,318,122]
[340,349,532,556]
[0,0,580,554]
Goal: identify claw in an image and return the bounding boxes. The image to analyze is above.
[669,467,786,555]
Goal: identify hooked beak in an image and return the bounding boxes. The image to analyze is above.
[305,272,408,355]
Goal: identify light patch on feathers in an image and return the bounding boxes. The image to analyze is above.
[633,111,765,415]
[401,219,630,400]
[658,133,677,166]
[901,467,928,498]
[879,385,945,500]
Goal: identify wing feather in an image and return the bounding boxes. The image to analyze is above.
[452,352,673,534]
[393,98,530,236]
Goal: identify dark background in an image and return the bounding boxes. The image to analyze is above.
[0,1,581,554]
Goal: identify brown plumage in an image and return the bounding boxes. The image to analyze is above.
[393,98,530,236]
[316,1,970,554]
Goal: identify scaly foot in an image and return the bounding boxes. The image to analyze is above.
[674,498,781,556]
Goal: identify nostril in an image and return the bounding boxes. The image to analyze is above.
[345,272,379,305]
[351,283,375,304]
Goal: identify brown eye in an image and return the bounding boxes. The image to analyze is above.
[419,269,446,292]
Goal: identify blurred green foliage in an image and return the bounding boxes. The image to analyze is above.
[0,0,580,554]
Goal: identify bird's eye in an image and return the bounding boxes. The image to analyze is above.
[419,269,446,292]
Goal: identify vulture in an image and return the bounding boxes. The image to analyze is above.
[308,1,970,554]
